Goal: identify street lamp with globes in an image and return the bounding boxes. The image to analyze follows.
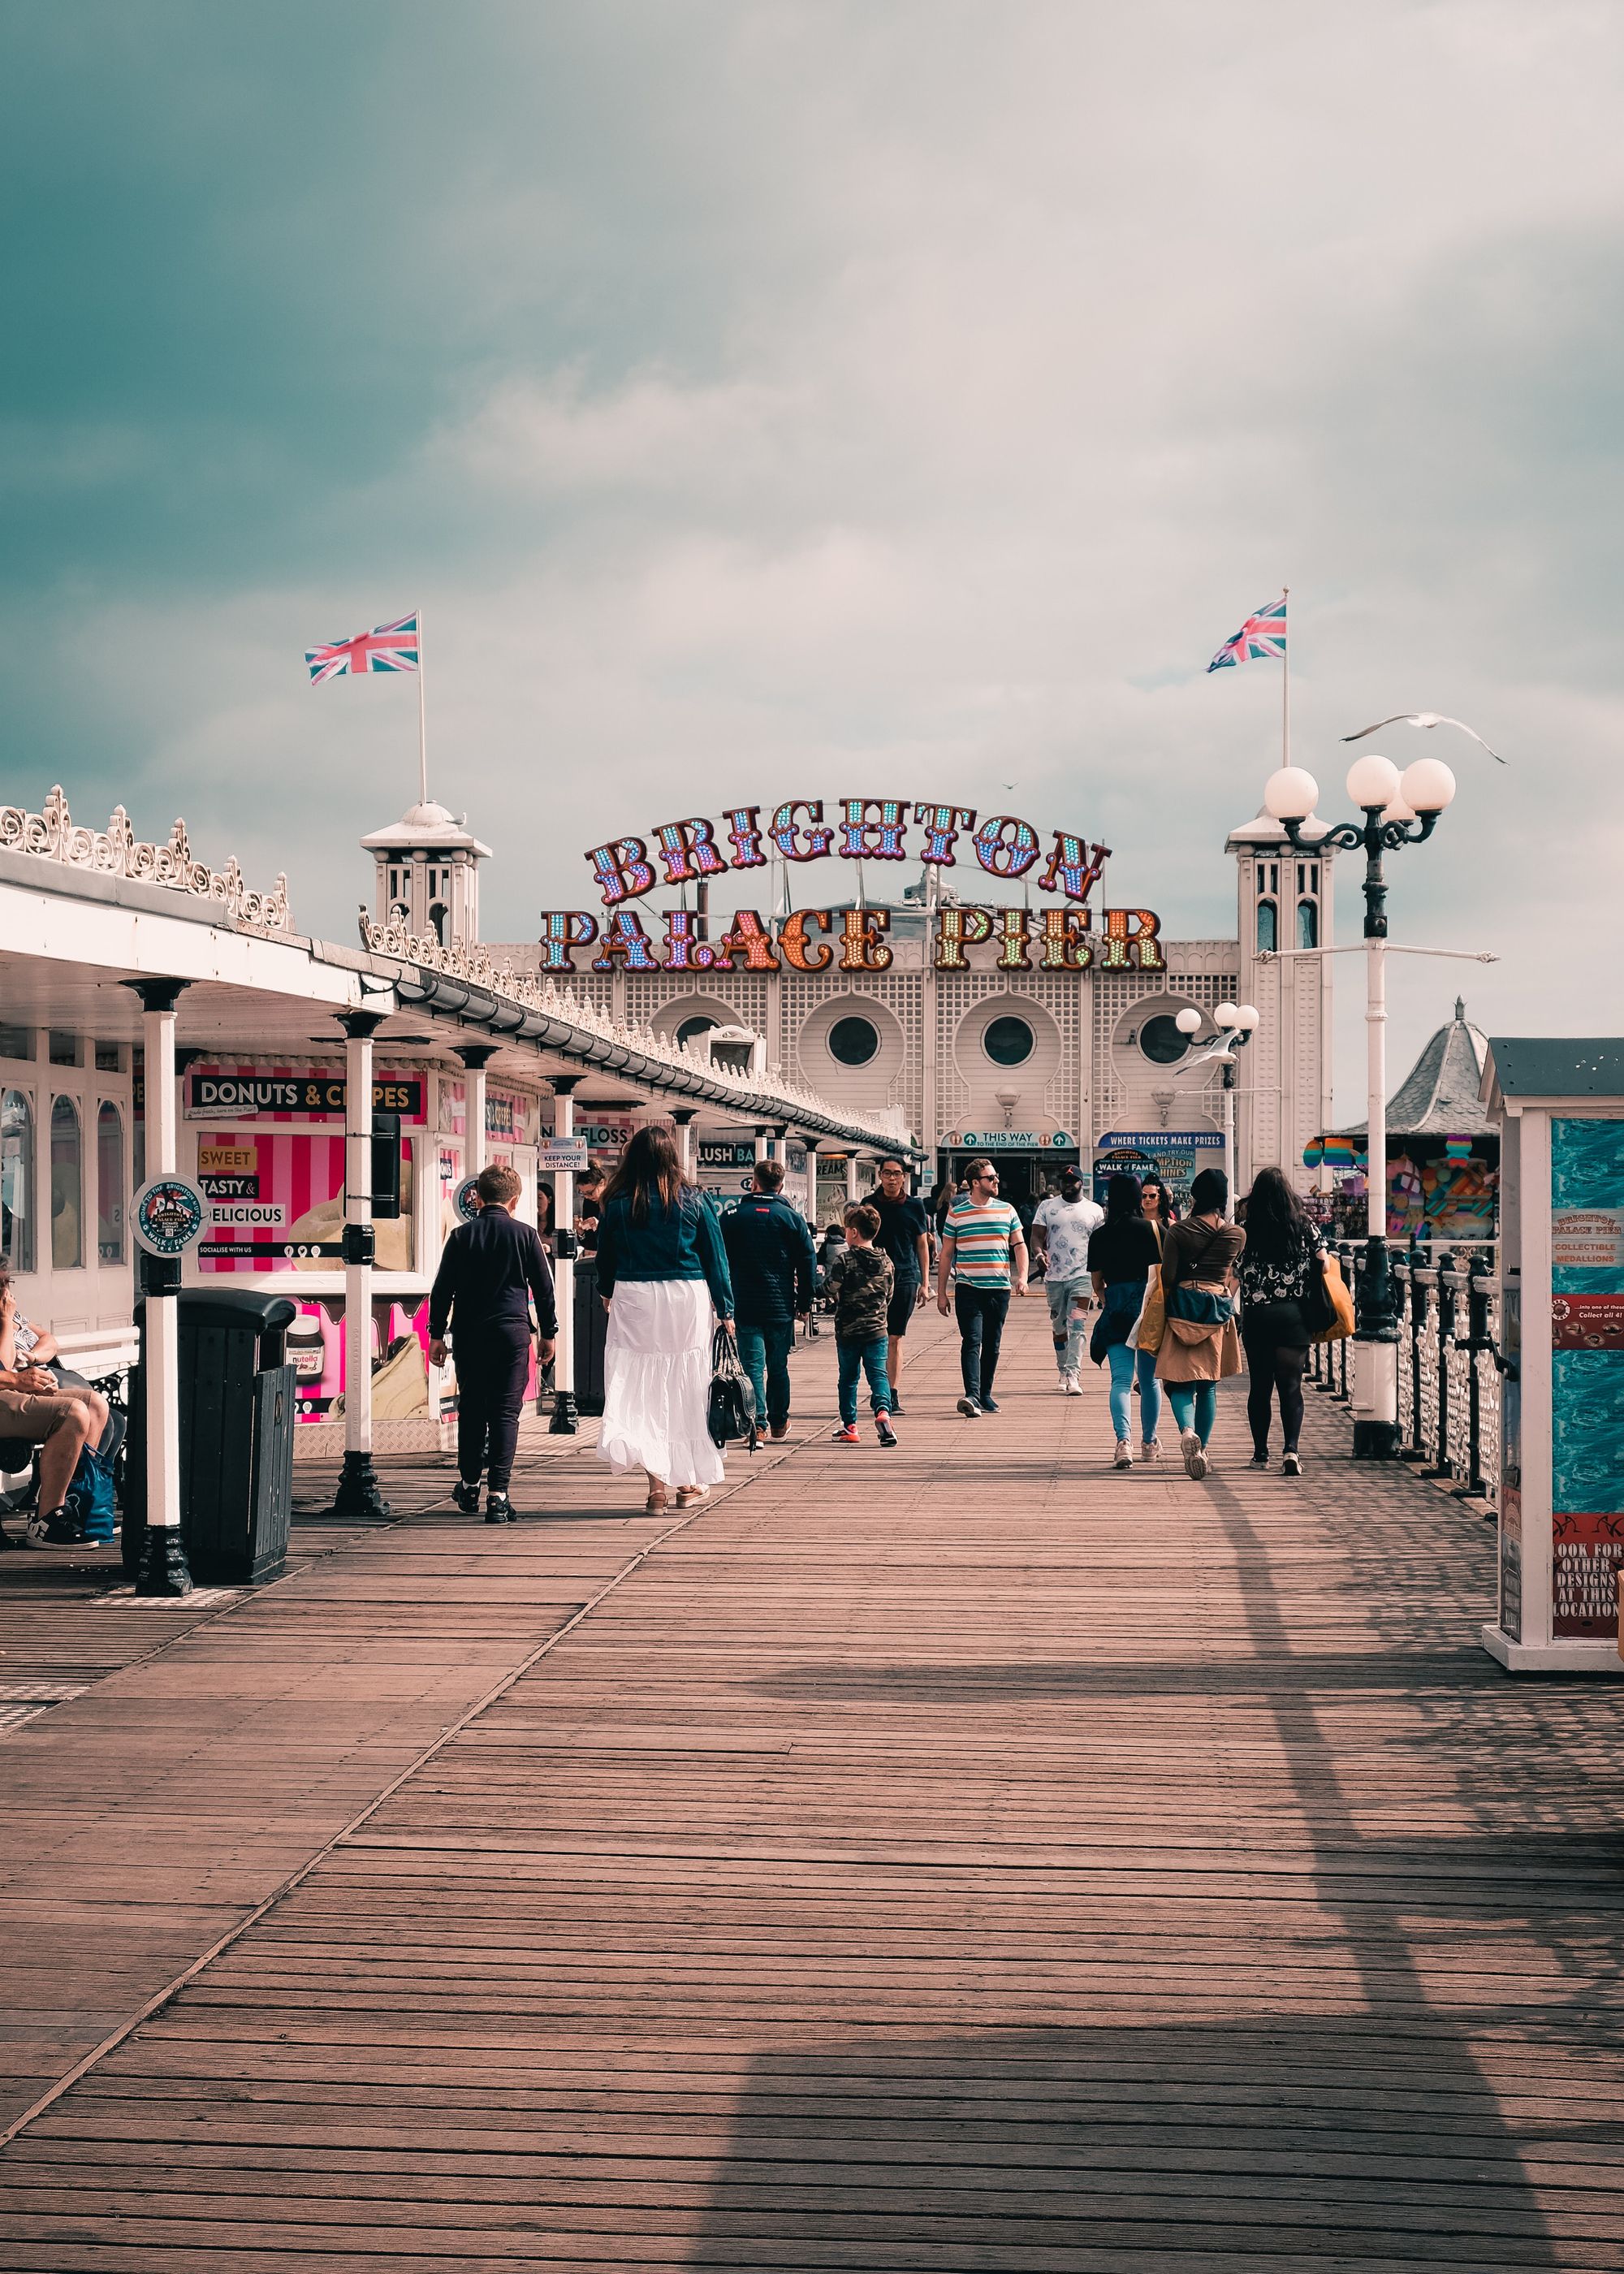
[1173,999,1260,1217]
[1260,750,1458,1458]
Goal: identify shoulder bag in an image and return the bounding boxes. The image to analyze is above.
[1168,1226,1234,1329]
[1307,1249,1355,1343]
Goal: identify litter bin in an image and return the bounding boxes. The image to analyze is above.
[572,1269,608,1416]
[123,1290,298,1585]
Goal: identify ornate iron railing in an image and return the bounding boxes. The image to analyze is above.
[0,785,293,933]
[1307,1239,1501,1505]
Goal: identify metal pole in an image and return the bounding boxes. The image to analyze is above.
[329,1012,390,1518]
[549,1075,580,1434]
[127,979,192,1595]
[1351,847,1399,1458]
[1222,1063,1236,1220]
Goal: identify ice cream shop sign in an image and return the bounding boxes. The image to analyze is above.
[538,799,1164,975]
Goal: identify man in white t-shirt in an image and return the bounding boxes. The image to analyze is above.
[1030,1165,1105,1394]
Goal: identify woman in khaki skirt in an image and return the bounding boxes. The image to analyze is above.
[1154,1168,1245,1478]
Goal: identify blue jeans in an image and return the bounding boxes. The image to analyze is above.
[737,1320,795,1431]
[1165,1381,1218,1445]
[1107,1342,1162,1444]
[837,1334,892,1425]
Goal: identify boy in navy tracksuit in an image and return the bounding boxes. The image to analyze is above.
[429,1164,556,1522]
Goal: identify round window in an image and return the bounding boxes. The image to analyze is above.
[1138,1014,1190,1066]
[828,1015,880,1066]
[675,1015,718,1048]
[983,1016,1034,1067]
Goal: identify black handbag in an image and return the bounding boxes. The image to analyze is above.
[706,1325,758,1451]
[1301,1248,1337,1338]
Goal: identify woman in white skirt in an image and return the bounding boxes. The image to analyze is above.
[595,1124,736,1513]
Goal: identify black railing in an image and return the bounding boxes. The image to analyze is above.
[1307,1239,1501,1504]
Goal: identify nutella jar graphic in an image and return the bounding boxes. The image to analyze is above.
[287,1310,328,1383]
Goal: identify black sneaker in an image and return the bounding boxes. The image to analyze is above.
[451,1481,482,1515]
[889,1398,905,1418]
[485,1493,515,1524]
[1281,1451,1302,1478]
[980,1397,1001,1414]
[876,1413,897,1447]
[1249,1453,1269,1470]
[956,1395,981,1418]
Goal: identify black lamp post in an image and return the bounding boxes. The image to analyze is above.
[1263,750,1458,1459]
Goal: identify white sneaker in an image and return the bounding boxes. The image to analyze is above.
[1141,1438,1161,1462]
[1062,1371,1082,1397]
[1113,1440,1133,1469]
[1181,1428,1207,1481]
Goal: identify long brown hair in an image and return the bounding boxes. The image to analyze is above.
[603,1123,686,1222]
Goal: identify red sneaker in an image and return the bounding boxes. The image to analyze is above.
[830,1423,859,1444]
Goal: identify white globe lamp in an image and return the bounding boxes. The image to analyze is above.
[1402,756,1457,813]
[1345,753,1402,811]
[1263,766,1319,821]
[1214,1001,1239,1030]
[1236,1003,1260,1033]
[1175,1007,1203,1037]
[1380,793,1418,824]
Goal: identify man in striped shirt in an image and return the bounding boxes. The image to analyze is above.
[936,1159,1028,1416]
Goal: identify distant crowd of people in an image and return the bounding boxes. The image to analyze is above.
[425,1137,1337,1518]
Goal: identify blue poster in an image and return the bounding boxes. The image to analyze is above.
[1549,1118,1624,1636]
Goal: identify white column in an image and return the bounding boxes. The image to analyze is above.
[135,982,190,1594]
[548,1077,579,1432]
[1350,935,1397,1442]
[1222,1074,1236,1221]
[845,1153,861,1204]
[754,1126,770,1167]
[330,1014,390,1517]
[672,1109,698,1179]
[465,1061,490,1168]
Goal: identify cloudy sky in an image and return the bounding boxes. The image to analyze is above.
[2,1,1618,1109]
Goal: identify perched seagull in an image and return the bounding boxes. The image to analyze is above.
[1341,712,1505,763]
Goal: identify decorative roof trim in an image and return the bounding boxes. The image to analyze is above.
[0,785,293,936]
[357,907,914,1152]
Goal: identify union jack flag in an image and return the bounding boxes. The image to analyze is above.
[305,613,419,684]
[1207,595,1287,672]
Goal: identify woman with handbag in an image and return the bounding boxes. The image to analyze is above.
[1236,1166,1326,1477]
[596,1125,735,1515]
[1154,1167,1245,1480]
[1087,1174,1164,1468]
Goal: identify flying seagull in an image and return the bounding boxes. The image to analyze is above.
[1341,712,1505,763]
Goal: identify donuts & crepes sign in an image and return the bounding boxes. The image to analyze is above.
[540,798,1164,975]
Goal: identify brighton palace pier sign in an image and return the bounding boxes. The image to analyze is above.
[538,799,1163,975]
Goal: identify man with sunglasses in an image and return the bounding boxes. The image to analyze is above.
[936,1157,1027,1416]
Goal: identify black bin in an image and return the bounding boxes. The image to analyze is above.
[570,1267,608,1416]
[123,1290,298,1584]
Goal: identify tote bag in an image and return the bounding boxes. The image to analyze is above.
[706,1326,758,1450]
[1309,1252,1355,1344]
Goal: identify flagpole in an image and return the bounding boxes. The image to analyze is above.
[1281,584,1290,768]
[416,606,428,806]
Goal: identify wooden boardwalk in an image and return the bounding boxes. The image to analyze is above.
[2,1300,1622,2271]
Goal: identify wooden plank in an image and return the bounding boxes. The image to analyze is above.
[2,1306,1623,2269]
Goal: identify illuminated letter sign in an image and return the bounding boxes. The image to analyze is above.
[838,798,909,860]
[779,909,833,971]
[723,806,767,870]
[540,910,598,971]
[913,804,976,865]
[933,906,994,971]
[653,817,728,887]
[972,814,1039,879]
[715,909,781,970]
[1039,908,1094,970]
[1098,908,1165,971]
[662,910,731,971]
[1038,833,1109,904]
[585,837,656,906]
[840,908,892,971]
[591,910,661,970]
[769,798,835,862]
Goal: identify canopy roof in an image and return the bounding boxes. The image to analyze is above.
[1337,999,1494,1140]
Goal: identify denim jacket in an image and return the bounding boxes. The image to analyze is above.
[595,1189,734,1317]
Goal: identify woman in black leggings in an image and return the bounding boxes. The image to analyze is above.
[1236,1166,1325,1477]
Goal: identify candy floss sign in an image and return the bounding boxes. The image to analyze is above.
[537,799,1164,975]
